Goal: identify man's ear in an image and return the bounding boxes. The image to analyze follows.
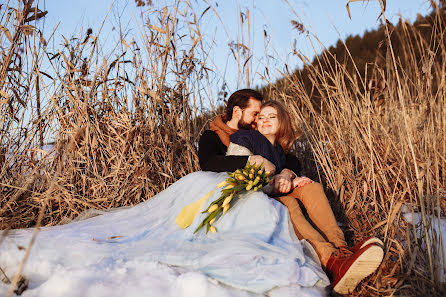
[233,106,242,120]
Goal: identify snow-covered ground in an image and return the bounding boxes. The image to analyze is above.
[402,210,446,280]
[0,172,329,297]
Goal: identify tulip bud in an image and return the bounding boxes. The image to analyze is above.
[258,169,263,175]
[210,226,217,233]
[253,176,260,185]
[225,184,234,190]
[223,195,233,207]
[208,204,218,212]
[210,218,216,224]
[253,186,258,191]
[250,168,254,174]
[265,171,270,176]
[236,174,245,181]
[246,184,253,191]
[249,173,253,179]
[222,204,230,214]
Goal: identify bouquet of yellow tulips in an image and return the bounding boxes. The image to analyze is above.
[175,162,271,234]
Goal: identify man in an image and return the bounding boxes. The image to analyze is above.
[198,88,383,295]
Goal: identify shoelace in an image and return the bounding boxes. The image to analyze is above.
[333,247,353,259]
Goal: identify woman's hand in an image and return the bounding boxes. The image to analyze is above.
[292,176,313,188]
[271,174,293,194]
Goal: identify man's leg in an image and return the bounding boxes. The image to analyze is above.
[288,182,347,249]
[276,195,337,266]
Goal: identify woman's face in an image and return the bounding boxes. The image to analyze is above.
[257,106,279,140]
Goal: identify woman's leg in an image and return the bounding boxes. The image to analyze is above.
[277,195,337,266]
[288,182,347,249]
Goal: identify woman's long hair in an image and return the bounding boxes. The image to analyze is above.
[260,100,298,153]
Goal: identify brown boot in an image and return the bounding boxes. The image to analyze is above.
[326,244,384,295]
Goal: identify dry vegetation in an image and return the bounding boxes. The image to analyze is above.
[1,0,445,296]
[263,3,446,296]
[0,0,211,228]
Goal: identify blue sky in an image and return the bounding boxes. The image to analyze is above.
[39,0,432,94]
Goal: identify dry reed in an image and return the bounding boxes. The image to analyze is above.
[263,3,446,296]
[0,0,212,229]
[0,0,445,296]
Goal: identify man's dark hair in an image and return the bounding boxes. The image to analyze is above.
[225,89,263,121]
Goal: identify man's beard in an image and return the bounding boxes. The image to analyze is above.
[238,118,255,130]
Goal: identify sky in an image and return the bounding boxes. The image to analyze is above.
[38,0,432,95]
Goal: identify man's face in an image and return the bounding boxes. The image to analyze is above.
[238,98,262,130]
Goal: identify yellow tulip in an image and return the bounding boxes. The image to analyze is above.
[249,173,253,179]
[236,174,245,181]
[208,204,218,212]
[210,226,217,233]
[222,204,230,214]
[210,218,216,224]
[246,184,253,191]
[253,186,258,191]
[222,195,233,207]
[225,184,234,190]
[258,169,263,175]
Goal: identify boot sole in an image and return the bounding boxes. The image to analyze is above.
[333,245,384,295]
[360,238,383,250]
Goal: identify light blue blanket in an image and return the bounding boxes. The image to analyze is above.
[0,171,329,296]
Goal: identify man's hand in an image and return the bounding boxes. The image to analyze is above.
[249,155,276,175]
[271,174,293,194]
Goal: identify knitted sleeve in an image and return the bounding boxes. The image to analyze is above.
[226,142,253,156]
[229,130,255,153]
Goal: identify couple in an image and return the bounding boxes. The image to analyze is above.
[198,89,384,295]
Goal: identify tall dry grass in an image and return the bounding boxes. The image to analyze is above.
[263,3,446,296]
[0,1,216,229]
[1,0,445,296]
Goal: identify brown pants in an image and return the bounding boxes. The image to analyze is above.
[277,182,347,266]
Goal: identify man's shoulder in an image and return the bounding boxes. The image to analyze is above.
[199,130,223,147]
[200,129,219,140]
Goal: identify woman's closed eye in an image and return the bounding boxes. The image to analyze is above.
[259,115,277,120]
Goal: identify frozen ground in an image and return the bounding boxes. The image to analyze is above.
[402,210,446,280]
